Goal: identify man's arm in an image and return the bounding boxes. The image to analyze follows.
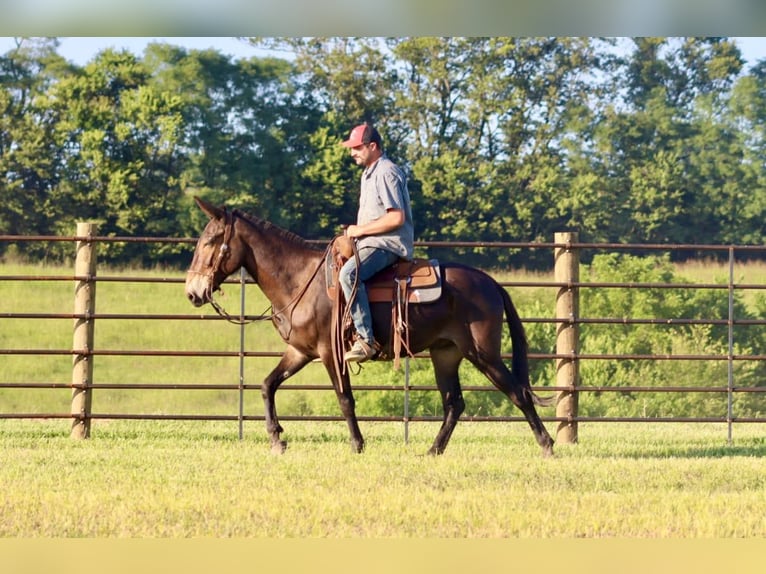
[346,208,404,238]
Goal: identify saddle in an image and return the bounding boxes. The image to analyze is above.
[326,235,442,374]
[366,260,442,304]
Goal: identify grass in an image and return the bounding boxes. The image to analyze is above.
[3,260,766,538]
[498,258,766,313]
[675,258,766,310]
[1,420,765,537]
[0,261,561,418]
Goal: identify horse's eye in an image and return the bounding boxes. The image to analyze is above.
[203,231,222,247]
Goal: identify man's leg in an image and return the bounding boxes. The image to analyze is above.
[339,247,399,360]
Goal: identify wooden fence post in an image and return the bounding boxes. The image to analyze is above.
[554,232,579,444]
[71,222,97,439]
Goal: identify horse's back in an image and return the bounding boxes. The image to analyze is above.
[441,262,505,304]
[369,261,505,354]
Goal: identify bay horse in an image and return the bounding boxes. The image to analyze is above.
[185,196,554,457]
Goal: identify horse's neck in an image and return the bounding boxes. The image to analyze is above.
[239,220,322,306]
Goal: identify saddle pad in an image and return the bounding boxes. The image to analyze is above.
[368,259,442,303]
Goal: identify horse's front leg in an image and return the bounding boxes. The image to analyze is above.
[262,346,312,454]
[320,353,364,453]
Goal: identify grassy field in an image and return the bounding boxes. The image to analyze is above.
[3,260,766,538]
[1,261,293,416]
[1,420,765,537]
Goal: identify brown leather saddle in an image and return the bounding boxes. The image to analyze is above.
[363,259,442,303]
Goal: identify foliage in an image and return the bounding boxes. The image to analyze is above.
[48,50,186,263]
[2,37,766,270]
[578,253,766,419]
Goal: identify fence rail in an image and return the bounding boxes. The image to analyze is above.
[2,230,766,443]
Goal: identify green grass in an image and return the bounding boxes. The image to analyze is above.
[0,261,561,418]
[1,420,765,537]
[675,259,766,310]
[3,261,766,537]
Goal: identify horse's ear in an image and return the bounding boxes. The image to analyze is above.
[194,196,225,220]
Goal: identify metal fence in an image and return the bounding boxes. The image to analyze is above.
[2,229,765,444]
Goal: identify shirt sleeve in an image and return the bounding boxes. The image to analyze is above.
[377,168,406,211]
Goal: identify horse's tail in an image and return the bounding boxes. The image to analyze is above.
[499,284,556,408]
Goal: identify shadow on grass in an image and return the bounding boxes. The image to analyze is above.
[565,438,766,460]
[4,420,765,460]
[622,442,766,459]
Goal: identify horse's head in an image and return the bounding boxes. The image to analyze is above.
[185,196,243,307]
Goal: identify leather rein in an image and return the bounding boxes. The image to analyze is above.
[196,208,329,329]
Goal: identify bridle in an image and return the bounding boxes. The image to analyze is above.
[186,207,250,324]
[204,208,251,324]
[192,207,330,329]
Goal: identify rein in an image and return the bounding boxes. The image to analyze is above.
[202,208,330,330]
[330,235,364,389]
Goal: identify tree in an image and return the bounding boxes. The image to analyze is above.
[0,38,72,257]
[48,48,185,263]
[247,37,398,237]
[390,37,607,267]
[4,36,766,269]
[726,59,766,247]
[585,37,745,248]
[145,42,326,238]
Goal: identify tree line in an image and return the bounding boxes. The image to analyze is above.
[2,37,765,268]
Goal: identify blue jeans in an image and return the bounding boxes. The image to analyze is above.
[339,247,400,343]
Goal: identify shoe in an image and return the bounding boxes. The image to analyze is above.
[344,338,376,363]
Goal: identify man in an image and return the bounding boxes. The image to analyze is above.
[339,123,415,362]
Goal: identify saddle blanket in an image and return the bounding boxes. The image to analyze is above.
[368,259,442,303]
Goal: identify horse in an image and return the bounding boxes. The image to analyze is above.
[185,196,555,457]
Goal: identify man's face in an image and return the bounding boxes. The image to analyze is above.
[349,142,376,167]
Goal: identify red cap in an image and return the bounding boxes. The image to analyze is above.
[341,124,381,147]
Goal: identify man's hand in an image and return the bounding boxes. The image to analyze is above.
[346,224,364,238]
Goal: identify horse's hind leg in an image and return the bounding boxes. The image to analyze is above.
[261,346,312,454]
[479,358,554,457]
[427,344,466,455]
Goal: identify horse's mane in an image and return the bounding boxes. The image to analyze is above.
[233,209,322,252]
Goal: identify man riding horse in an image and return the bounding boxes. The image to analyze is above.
[338,123,414,363]
[184,126,555,456]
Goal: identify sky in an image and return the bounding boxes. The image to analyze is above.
[0,36,270,62]
[1,36,765,68]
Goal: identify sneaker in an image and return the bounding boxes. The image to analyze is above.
[344,338,376,363]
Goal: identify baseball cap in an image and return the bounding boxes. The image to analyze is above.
[341,123,382,147]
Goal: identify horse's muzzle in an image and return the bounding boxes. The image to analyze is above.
[186,291,207,307]
[185,272,211,307]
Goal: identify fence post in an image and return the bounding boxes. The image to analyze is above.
[71,222,97,439]
[554,232,579,444]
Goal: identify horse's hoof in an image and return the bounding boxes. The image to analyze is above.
[270,441,287,454]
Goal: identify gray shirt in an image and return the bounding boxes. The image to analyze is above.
[356,155,414,259]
